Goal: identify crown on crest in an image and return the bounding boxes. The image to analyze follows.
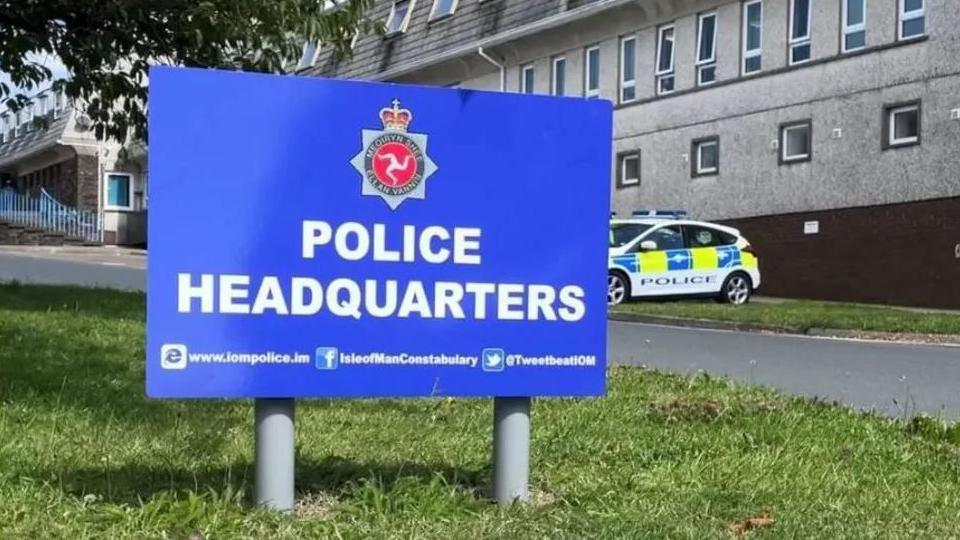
[380,99,413,132]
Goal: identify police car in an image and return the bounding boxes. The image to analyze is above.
[608,211,760,306]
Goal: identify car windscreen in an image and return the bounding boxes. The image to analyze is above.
[609,223,653,248]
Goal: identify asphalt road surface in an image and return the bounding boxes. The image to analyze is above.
[0,249,145,291]
[610,320,960,419]
[1,249,957,418]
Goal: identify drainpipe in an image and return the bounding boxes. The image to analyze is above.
[97,146,104,244]
[477,47,506,92]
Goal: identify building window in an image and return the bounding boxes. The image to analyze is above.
[898,0,925,40]
[742,1,763,74]
[551,56,566,96]
[385,0,414,35]
[429,0,458,19]
[584,45,600,98]
[105,173,133,210]
[842,0,866,52]
[53,89,65,116]
[520,64,535,94]
[36,93,49,117]
[789,0,812,65]
[884,101,921,149]
[656,25,675,95]
[21,107,33,133]
[780,120,812,164]
[617,152,641,188]
[297,41,320,69]
[696,12,718,86]
[619,36,637,103]
[691,136,720,177]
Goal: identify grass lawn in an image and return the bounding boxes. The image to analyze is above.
[611,298,960,336]
[3,283,960,538]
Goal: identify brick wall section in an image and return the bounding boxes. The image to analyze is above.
[15,157,78,205]
[722,197,960,309]
[75,154,99,212]
[55,157,78,205]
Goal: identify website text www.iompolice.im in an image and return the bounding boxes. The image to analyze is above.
[175,220,586,321]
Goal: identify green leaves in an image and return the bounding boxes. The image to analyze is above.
[0,0,377,143]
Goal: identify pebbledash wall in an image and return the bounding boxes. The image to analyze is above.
[305,0,960,308]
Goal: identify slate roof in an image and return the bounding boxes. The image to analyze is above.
[0,109,72,169]
[304,0,607,80]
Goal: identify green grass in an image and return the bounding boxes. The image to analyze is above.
[612,298,960,336]
[3,283,960,538]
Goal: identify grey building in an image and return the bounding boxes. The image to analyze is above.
[306,0,958,308]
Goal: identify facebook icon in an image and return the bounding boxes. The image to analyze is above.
[315,347,339,371]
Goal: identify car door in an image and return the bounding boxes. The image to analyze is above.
[633,224,687,296]
[682,224,741,294]
[610,223,653,299]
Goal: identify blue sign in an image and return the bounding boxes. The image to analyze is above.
[147,67,612,398]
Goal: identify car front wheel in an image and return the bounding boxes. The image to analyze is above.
[608,272,629,306]
[720,272,752,305]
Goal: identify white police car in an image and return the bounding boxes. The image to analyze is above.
[608,211,760,306]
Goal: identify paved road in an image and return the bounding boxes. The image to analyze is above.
[610,321,960,419]
[1,250,957,418]
[0,250,145,291]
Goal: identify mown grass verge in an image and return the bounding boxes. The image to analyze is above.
[2,283,960,538]
[611,298,960,336]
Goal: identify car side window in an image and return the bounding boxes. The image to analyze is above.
[683,225,735,248]
[637,225,684,251]
[610,223,652,248]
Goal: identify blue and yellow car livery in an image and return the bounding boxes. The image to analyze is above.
[608,219,760,305]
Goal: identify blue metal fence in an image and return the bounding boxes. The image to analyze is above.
[0,188,101,242]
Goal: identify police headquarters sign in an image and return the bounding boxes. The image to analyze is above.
[147,67,612,398]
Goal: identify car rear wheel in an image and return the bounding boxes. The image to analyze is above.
[608,272,629,306]
[720,272,752,305]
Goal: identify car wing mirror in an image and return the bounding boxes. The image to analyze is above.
[639,240,658,251]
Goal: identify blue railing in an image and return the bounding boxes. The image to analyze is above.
[0,188,101,242]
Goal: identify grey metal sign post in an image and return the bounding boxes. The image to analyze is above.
[479,48,533,508]
[492,396,531,505]
[254,398,296,511]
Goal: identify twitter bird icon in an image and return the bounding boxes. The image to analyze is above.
[482,348,506,372]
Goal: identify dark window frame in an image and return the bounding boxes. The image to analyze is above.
[779,119,813,165]
[691,135,720,178]
[616,151,641,189]
[882,99,922,150]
